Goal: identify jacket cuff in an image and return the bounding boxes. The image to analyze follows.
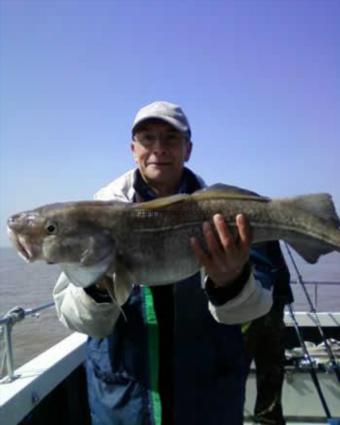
[84,284,112,303]
[204,262,252,306]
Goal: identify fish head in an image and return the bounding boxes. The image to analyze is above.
[7,203,116,267]
[7,209,49,263]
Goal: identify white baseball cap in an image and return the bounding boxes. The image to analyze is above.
[132,101,191,139]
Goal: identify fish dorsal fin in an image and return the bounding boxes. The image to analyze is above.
[136,193,189,210]
[192,184,270,202]
[280,194,340,228]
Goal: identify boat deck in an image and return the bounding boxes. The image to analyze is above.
[1,312,339,425]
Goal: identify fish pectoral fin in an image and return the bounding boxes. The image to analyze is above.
[111,261,133,306]
[80,235,115,266]
[61,253,114,288]
[112,274,132,307]
[102,278,128,321]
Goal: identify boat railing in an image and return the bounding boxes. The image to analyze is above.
[0,280,339,383]
[0,302,55,382]
[289,279,340,311]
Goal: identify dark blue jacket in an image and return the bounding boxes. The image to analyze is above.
[84,169,290,425]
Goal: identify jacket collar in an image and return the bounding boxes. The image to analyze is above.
[133,167,203,202]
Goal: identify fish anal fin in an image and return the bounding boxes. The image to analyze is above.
[288,238,335,264]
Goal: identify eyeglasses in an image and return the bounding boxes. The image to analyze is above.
[134,131,187,148]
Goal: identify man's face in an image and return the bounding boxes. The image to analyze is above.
[131,121,192,194]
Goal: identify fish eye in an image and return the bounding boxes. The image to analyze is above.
[45,222,58,234]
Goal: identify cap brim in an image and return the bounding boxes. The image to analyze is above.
[132,116,189,136]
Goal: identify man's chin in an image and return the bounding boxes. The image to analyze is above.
[147,163,171,169]
[146,164,171,176]
[144,167,175,183]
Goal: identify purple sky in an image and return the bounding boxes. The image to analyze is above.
[1,0,339,246]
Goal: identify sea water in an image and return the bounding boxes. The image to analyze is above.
[0,247,339,373]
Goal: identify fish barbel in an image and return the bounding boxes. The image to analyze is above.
[7,185,340,305]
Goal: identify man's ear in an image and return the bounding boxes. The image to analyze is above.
[184,141,193,162]
[130,142,138,162]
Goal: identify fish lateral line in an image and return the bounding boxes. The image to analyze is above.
[134,221,204,233]
[134,220,340,248]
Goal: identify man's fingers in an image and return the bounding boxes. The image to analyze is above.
[212,214,234,250]
[203,221,222,256]
[190,236,211,268]
[191,214,251,271]
[236,214,251,251]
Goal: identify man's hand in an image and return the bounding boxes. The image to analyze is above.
[190,213,251,287]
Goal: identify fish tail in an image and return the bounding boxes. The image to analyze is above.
[275,193,340,263]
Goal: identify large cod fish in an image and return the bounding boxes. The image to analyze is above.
[7,185,340,304]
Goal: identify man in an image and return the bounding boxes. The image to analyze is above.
[53,101,274,425]
[244,243,293,425]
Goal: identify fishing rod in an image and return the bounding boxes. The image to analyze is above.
[287,303,332,419]
[284,243,340,383]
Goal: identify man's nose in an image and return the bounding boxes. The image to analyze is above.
[151,139,167,152]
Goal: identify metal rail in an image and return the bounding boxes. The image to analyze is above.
[285,244,340,383]
[0,302,55,382]
[0,278,339,385]
[287,303,332,419]
[289,279,339,310]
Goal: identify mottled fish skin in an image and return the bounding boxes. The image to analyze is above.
[7,186,340,294]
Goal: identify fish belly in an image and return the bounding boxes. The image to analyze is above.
[120,224,203,285]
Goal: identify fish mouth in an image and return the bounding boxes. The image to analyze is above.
[7,228,35,262]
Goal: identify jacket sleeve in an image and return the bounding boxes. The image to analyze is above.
[53,273,123,338]
[207,241,290,324]
[206,270,273,324]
